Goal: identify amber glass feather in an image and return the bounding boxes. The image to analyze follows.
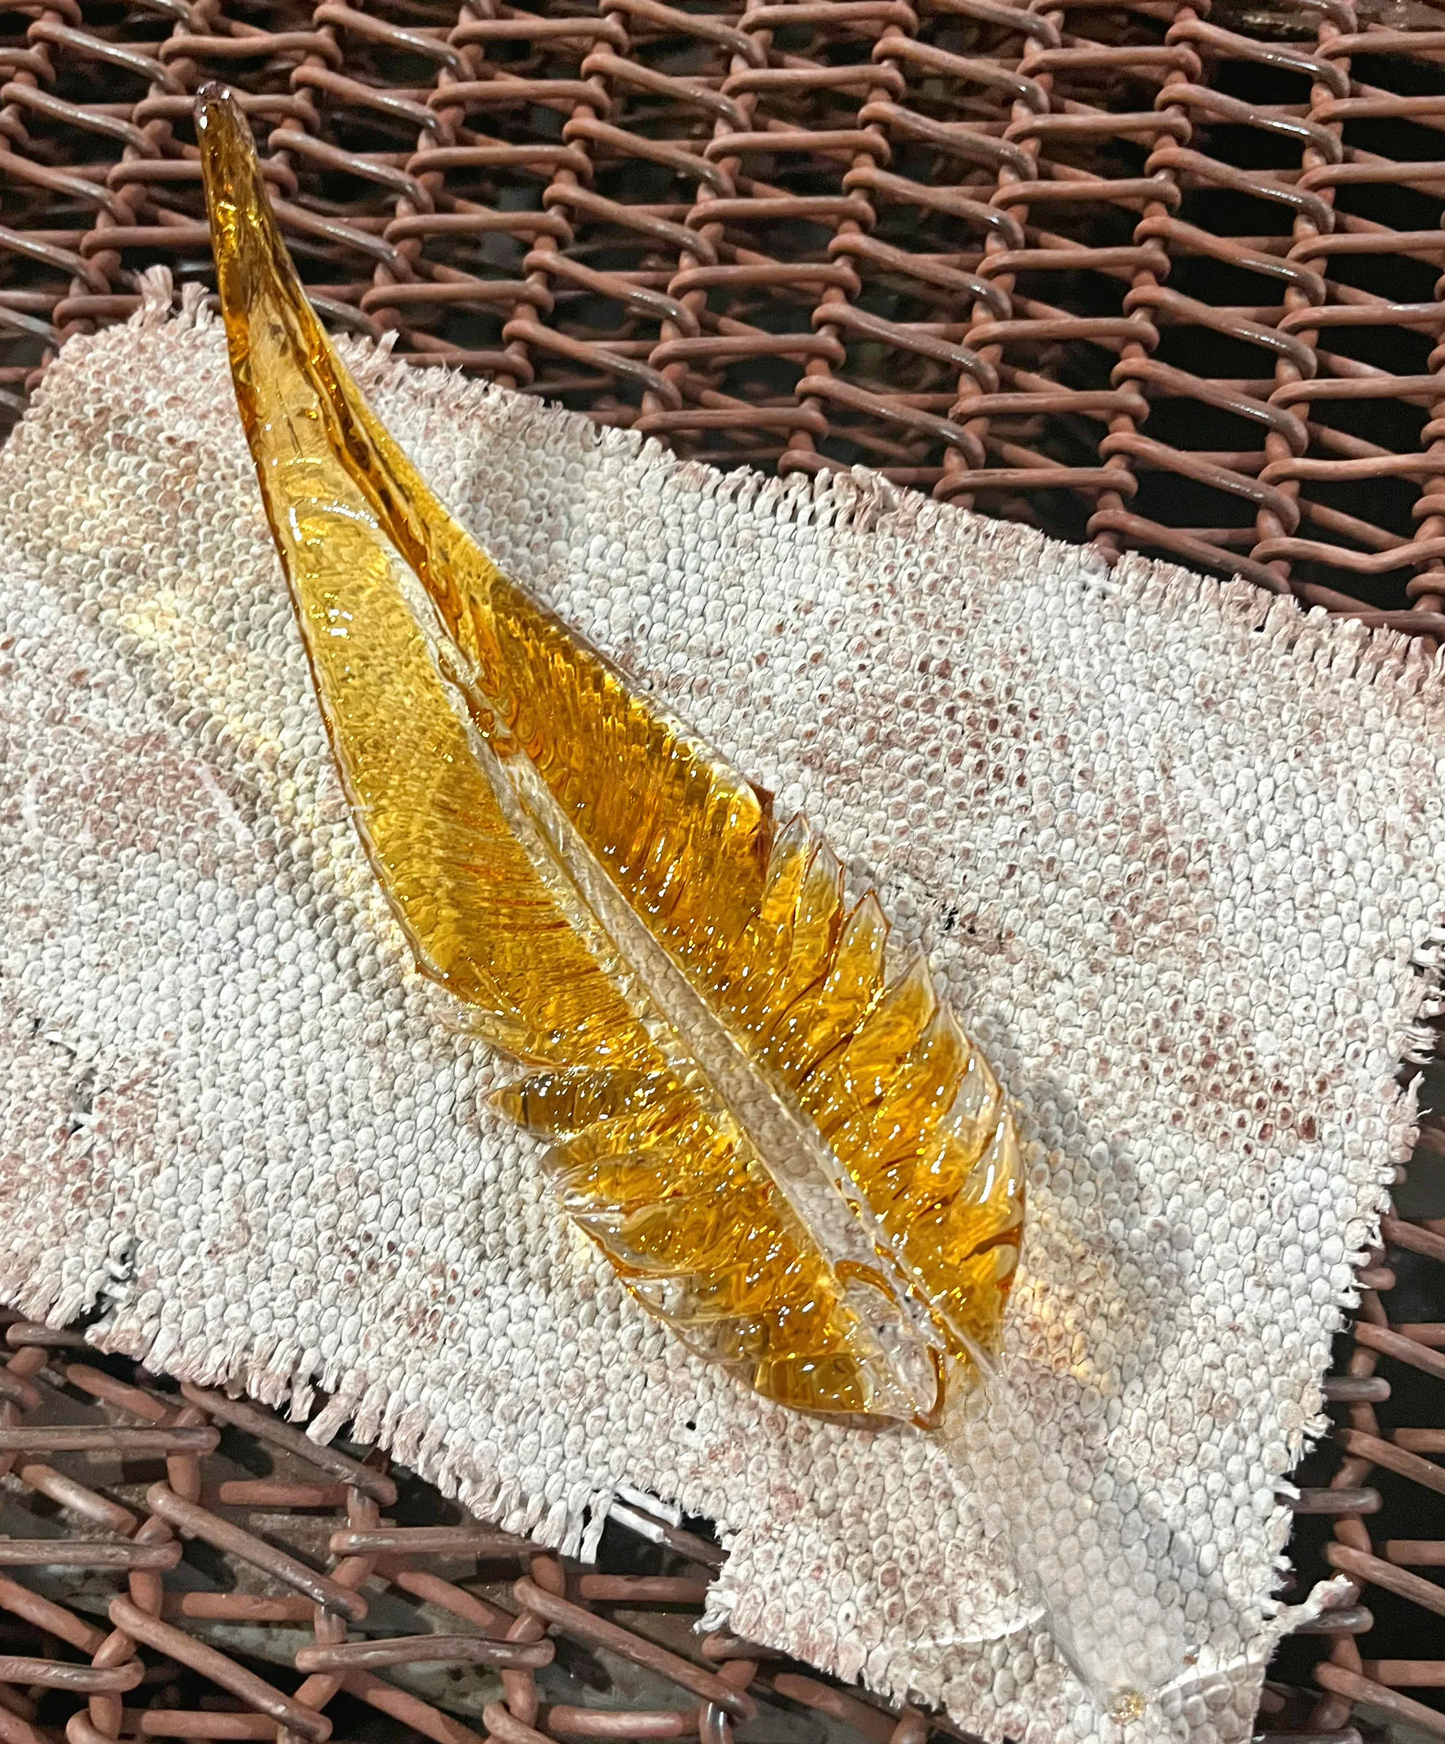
[196,87,1023,1427]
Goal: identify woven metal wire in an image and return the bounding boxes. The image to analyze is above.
[3,0,1445,631]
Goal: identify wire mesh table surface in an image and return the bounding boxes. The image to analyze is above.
[3,0,1445,635]
[2,0,1445,1735]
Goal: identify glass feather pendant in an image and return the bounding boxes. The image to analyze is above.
[195,85,1025,1433]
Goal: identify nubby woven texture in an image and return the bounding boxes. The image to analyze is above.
[0,308,1442,1744]
[5,0,1445,633]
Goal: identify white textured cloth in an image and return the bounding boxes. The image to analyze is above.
[1,288,1442,1744]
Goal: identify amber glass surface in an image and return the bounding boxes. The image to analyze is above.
[197,87,1023,1426]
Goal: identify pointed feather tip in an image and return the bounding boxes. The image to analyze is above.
[195,82,249,180]
[195,84,287,299]
[195,79,237,117]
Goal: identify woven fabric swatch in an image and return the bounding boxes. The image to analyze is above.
[2,289,1442,1744]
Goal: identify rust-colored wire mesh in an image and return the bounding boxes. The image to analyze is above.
[4,0,1445,633]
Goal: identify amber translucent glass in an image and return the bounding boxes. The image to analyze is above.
[197,87,1023,1425]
